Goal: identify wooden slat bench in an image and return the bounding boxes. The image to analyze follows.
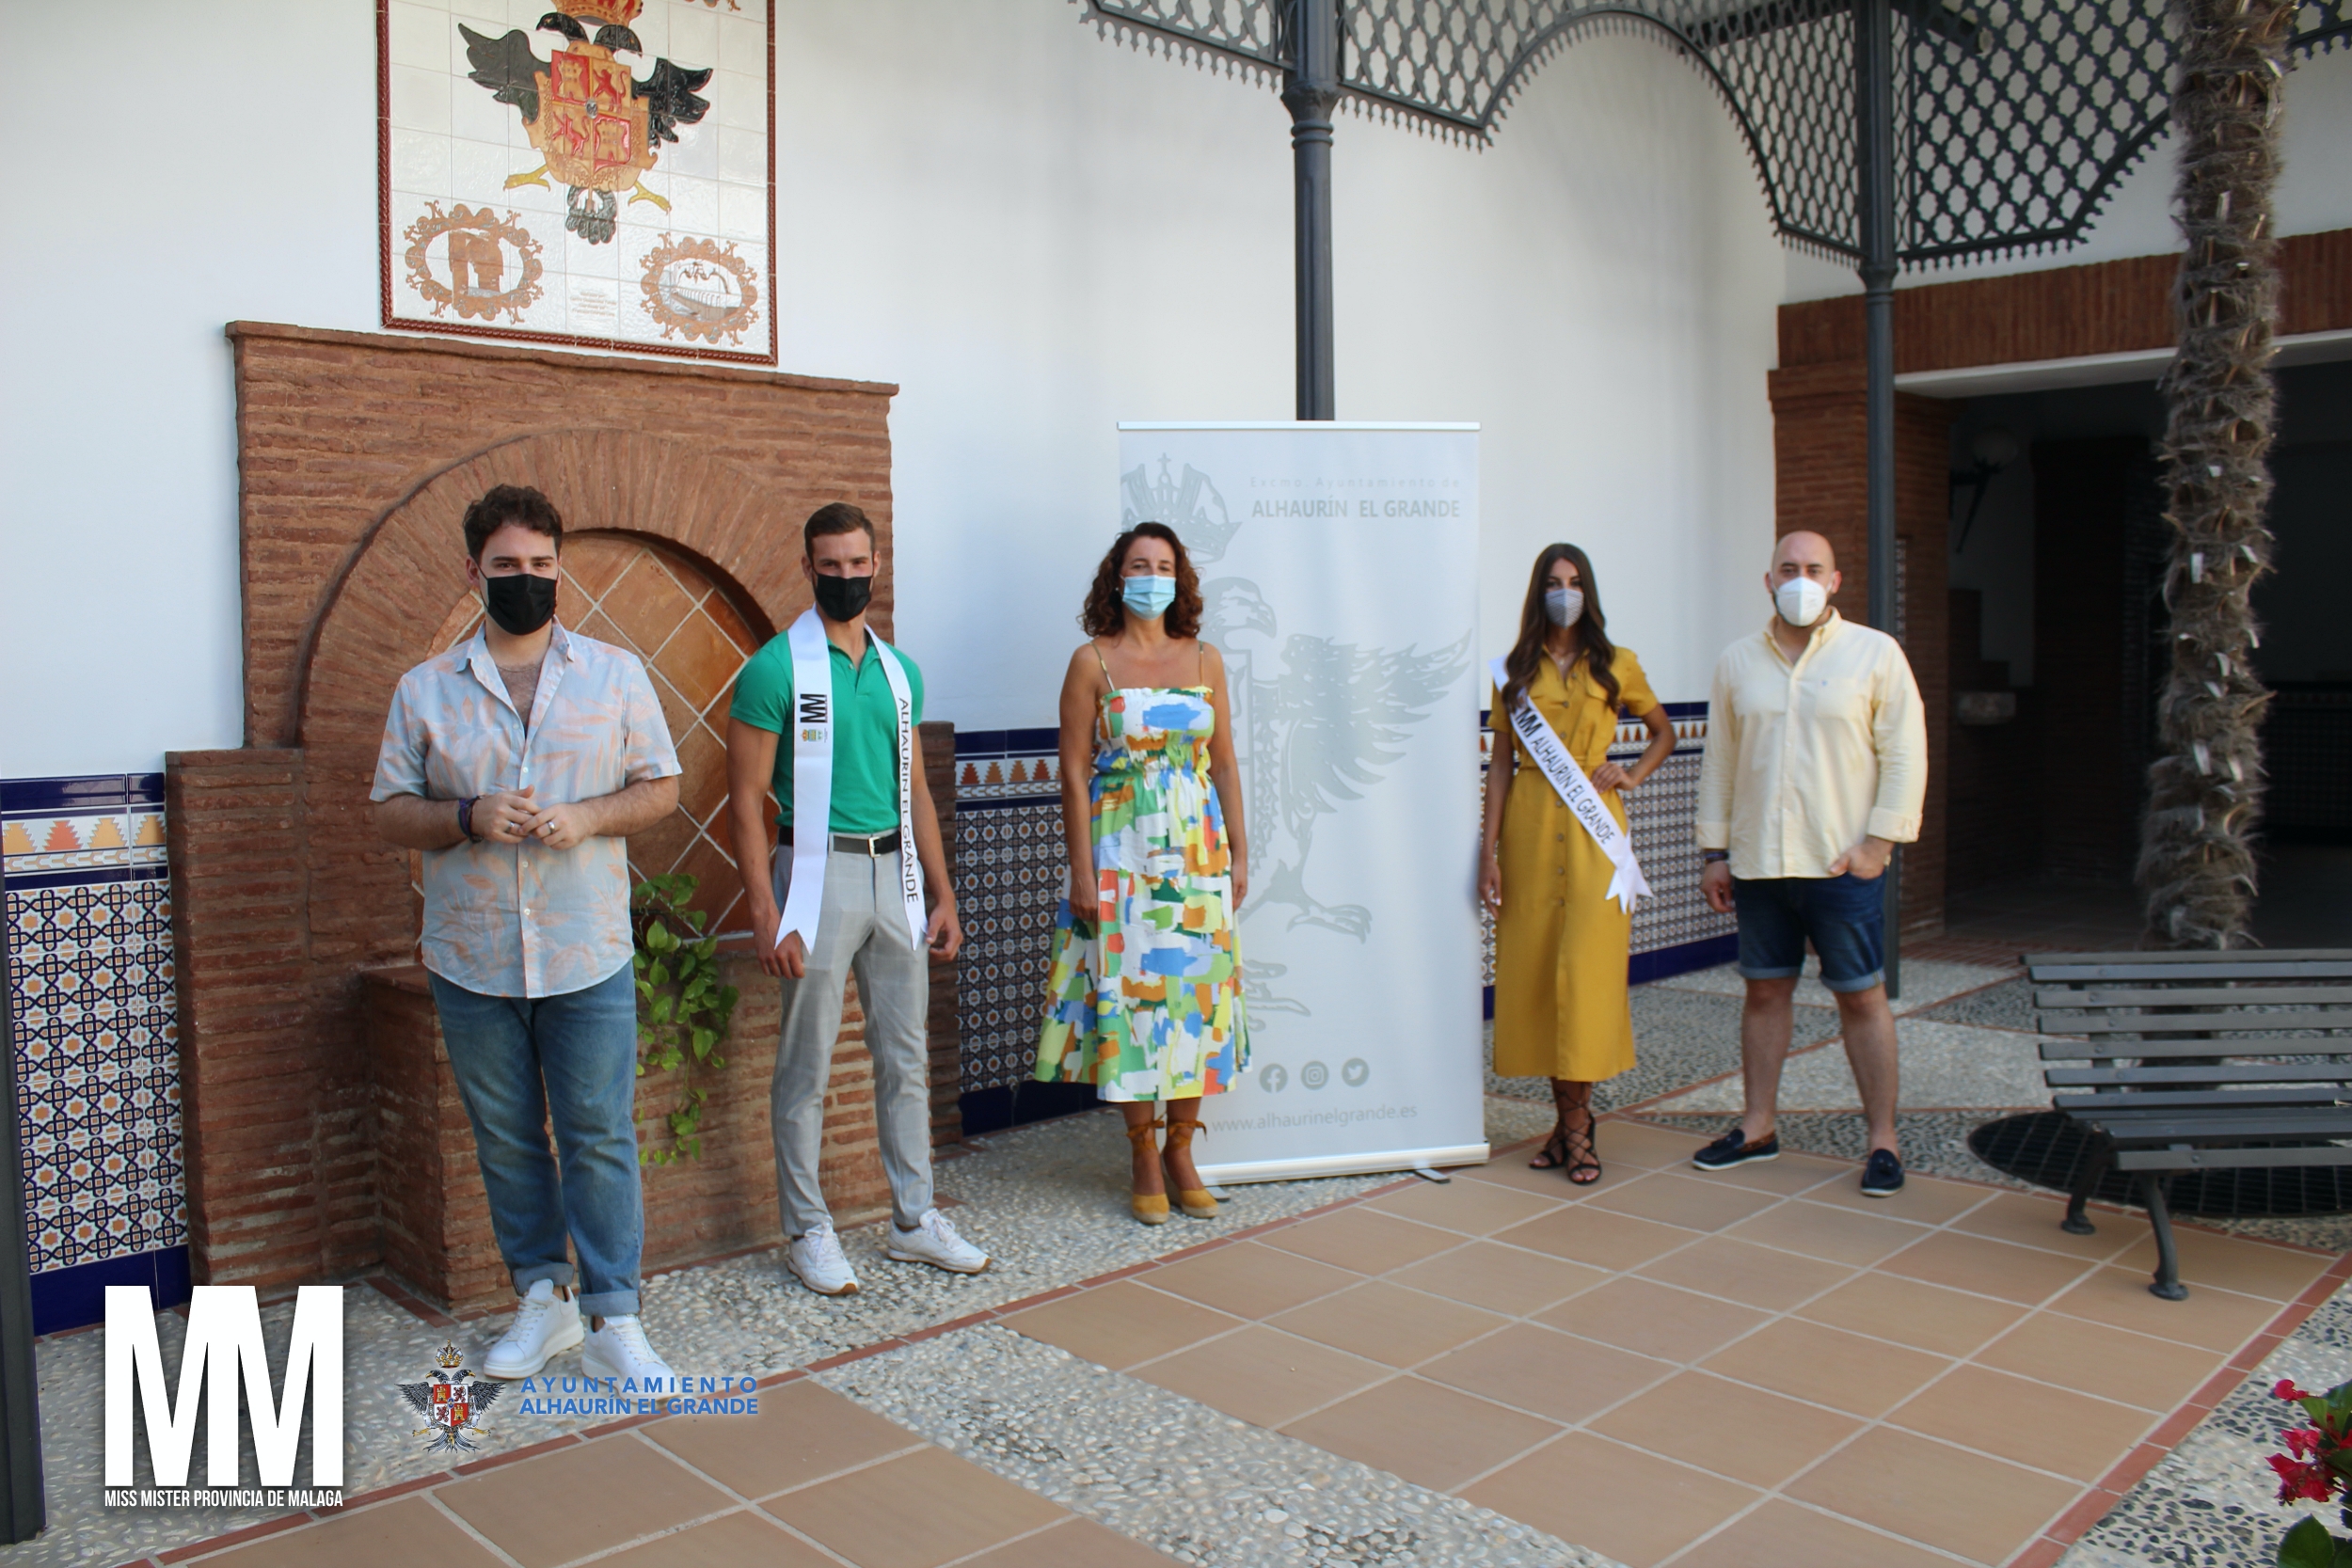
[2028,949,2352,1300]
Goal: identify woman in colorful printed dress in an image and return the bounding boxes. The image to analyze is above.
[1034,522,1250,1224]
[1479,545,1676,1184]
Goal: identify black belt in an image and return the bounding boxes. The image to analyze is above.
[782,827,902,856]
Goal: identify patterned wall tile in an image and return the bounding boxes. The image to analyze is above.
[952,705,1728,1096]
[4,775,188,1275]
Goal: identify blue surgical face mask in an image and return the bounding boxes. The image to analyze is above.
[1122,574,1177,620]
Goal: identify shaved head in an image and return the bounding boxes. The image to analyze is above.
[1772,531,1836,572]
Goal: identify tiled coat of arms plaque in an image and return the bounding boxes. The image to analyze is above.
[380,0,774,363]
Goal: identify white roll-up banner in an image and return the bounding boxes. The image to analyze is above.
[1117,422,1488,1184]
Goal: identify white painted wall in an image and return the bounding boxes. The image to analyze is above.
[1,1,1787,779]
[1784,44,2352,303]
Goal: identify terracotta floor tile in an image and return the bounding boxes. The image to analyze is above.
[1634,1234,1857,1312]
[1461,1431,1759,1568]
[2115,1227,2336,1302]
[1369,1176,1565,1236]
[1874,1228,2101,1306]
[1491,1204,1702,1272]
[645,1378,921,1498]
[1268,1277,1512,1367]
[2045,1266,2286,1353]
[1000,1279,1241,1370]
[1788,1425,2080,1564]
[958,1515,1176,1567]
[1801,1171,1994,1225]
[1537,1276,1772,1363]
[1701,1317,1950,1417]
[1672,1498,1958,1568]
[1388,1240,1612,1316]
[1263,1206,1464,1275]
[196,1498,505,1568]
[1950,1192,2141,1262]
[1129,1323,1389,1428]
[1144,1241,1359,1320]
[438,1433,735,1568]
[1974,1311,2221,1410]
[1589,1370,1862,1488]
[1586,1172,1786,1233]
[1795,1271,2027,1358]
[1721,1199,1933,1267]
[1419,1321,1677,1423]
[1889,1364,2158,1481]
[1280,1375,1561,1492]
[596,1509,840,1568]
[1591,1118,1711,1169]
[1686,1149,1854,1196]
[763,1447,1068,1568]
[1461,1155,1599,1198]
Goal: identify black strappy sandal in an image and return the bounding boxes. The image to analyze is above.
[1560,1104,1602,1186]
[1527,1125,1572,1170]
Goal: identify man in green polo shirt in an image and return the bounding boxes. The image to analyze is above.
[724,502,985,1295]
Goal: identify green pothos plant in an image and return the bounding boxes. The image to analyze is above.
[630,873,739,1164]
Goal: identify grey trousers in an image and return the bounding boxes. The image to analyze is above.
[770,847,936,1237]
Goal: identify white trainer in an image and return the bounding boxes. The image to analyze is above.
[885,1209,989,1275]
[582,1315,676,1396]
[482,1277,582,1379]
[787,1223,860,1295]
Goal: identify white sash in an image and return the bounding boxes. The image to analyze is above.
[780,610,927,953]
[1490,656,1651,912]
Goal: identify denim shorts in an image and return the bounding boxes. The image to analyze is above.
[1733,873,1888,993]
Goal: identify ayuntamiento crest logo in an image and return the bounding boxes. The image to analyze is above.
[399,1343,505,1457]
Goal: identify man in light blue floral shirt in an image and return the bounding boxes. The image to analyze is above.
[373,484,681,1387]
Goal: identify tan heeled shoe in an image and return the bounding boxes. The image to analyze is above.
[1162,1118,1218,1218]
[1127,1117,1170,1225]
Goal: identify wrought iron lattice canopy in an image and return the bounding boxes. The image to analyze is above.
[1081,0,2347,265]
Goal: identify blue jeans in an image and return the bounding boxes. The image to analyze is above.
[427,964,644,1317]
[1732,874,1888,993]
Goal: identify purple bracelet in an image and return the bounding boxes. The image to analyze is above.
[458,797,479,841]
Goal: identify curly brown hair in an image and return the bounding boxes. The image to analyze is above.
[1081,522,1203,640]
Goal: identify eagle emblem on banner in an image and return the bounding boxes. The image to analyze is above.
[399,1343,505,1456]
[457,2,714,244]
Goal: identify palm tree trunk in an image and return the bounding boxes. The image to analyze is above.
[2138,0,2292,950]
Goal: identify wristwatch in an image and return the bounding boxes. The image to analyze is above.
[458,797,481,842]
[1700,849,1729,864]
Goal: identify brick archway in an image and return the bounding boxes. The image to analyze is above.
[169,325,898,1291]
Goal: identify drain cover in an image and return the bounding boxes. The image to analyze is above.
[1967,1112,2352,1219]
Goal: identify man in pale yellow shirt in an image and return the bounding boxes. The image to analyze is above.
[1688,531,1927,1197]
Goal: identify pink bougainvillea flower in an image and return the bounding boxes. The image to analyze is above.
[2269,1453,2338,1504]
[2283,1427,2324,1459]
[2277,1380,2320,1402]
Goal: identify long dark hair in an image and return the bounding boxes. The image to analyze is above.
[1500,543,1620,716]
[1081,522,1203,639]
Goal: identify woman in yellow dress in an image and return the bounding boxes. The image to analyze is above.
[1478,545,1676,1183]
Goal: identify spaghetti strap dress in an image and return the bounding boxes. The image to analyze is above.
[1033,646,1249,1101]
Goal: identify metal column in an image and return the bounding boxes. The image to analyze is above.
[1283,0,1339,420]
[1854,0,1901,999]
[0,901,46,1542]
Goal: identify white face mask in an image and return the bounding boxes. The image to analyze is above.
[1774,576,1828,628]
[1543,587,1584,627]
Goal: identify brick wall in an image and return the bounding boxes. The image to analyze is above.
[169,323,917,1293]
[1771,230,2351,925]
[1765,361,1953,939]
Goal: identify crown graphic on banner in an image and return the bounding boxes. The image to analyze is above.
[555,0,644,25]
[435,1343,466,1370]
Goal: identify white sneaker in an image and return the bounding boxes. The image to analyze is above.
[582,1315,676,1396]
[787,1224,860,1295]
[482,1278,582,1379]
[885,1209,989,1275]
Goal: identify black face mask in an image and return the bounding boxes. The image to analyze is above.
[483,572,558,636]
[812,573,873,624]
